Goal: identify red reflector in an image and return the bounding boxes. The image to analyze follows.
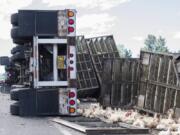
[69,100,75,105]
[69,19,74,25]
[69,92,75,98]
[70,54,74,57]
[68,27,74,33]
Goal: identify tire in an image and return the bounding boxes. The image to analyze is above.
[12,38,28,45]
[11,27,32,44]
[11,27,19,39]
[11,52,25,62]
[10,89,19,101]
[11,13,18,26]
[10,102,20,115]
[11,45,26,55]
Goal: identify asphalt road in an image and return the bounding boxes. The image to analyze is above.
[0,92,83,135]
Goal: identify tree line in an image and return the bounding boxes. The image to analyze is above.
[118,34,179,58]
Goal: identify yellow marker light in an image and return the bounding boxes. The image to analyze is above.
[68,11,74,17]
[69,108,75,113]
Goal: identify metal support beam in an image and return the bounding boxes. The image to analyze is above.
[37,39,67,44]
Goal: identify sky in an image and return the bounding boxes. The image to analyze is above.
[0,0,180,59]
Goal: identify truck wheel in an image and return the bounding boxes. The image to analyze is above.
[11,45,26,55]
[11,27,32,44]
[11,27,19,39]
[10,89,19,101]
[11,13,18,26]
[10,102,20,115]
[11,52,25,62]
[12,38,27,45]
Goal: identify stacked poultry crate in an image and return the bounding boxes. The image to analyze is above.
[82,36,140,108]
[76,36,99,98]
[99,50,180,116]
[136,51,180,114]
[100,58,139,108]
[86,35,120,84]
[76,35,120,98]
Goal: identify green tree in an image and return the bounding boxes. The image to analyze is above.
[117,44,132,58]
[142,34,168,53]
[124,49,132,58]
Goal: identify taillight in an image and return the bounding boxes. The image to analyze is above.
[69,92,75,98]
[68,19,74,25]
[68,27,74,33]
[68,11,74,17]
[69,100,75,105]
[69,107,75,113]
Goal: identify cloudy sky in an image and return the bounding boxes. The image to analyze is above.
[0,0,180,59]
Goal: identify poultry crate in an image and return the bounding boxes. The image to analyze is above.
[76,36,99,98]
[100,58,140,108]
[136,51,180,115]
[85,35,120,85]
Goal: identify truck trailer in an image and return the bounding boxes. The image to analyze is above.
[10,9,77,116]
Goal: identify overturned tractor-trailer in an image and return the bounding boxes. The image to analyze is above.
[10,9,77,116]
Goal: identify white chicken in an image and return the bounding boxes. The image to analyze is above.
[159,113,175,128]
[132,118,145,128]
[177,118,180,124]
[157,123,168,130]
[77,99,80,105]
[80,103,180,133]
[81,103,99,118]
[158,128,172,135]
[77,108,83,114]
[142,113,160,128]
[106,111,122,123]
[82,108,94,118]
[167,109,175,118]
[156,113,175,131]
[121,110,140,124]
[170,124,180,131]
[171,127,180,135]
